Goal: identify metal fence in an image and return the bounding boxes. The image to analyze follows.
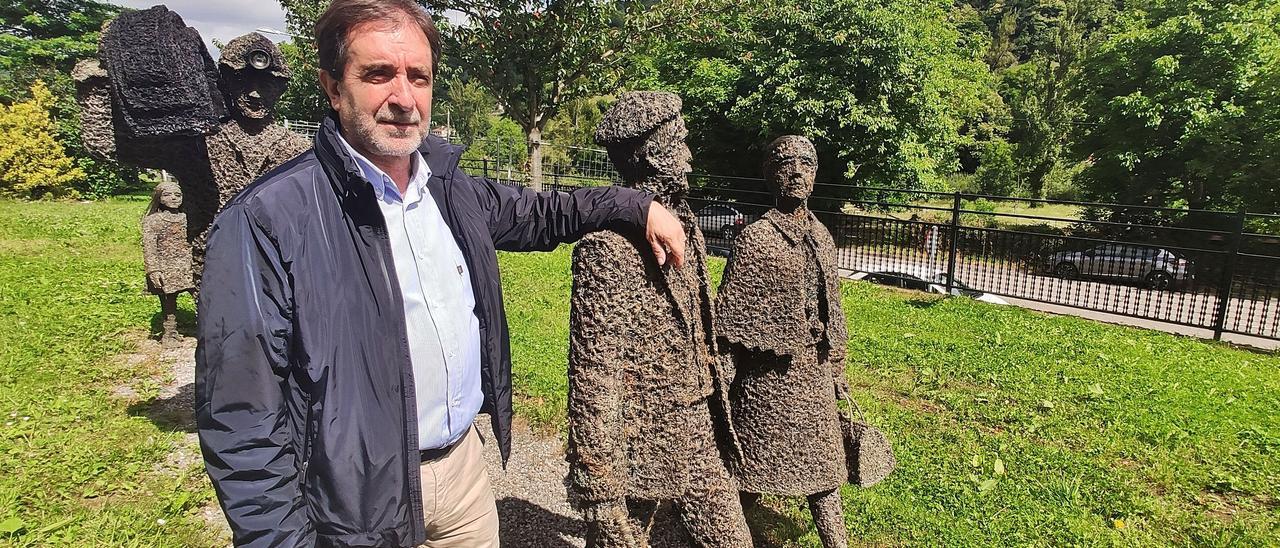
[458,148,1280,344]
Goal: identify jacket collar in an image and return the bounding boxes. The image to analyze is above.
[763,207,817,245]
[314,112,464,198]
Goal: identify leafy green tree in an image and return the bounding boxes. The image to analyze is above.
[1,0,138,197]
[634,0,1001,192]
[1073,0,1280,213]
[422,0,702,188]
[275,0,329,122]
[434,76,495,145]
[0,80,83,198]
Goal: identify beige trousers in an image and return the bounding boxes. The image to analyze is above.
[419,426,500,547]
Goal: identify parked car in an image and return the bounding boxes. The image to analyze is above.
[850,269,1009,305]
[1047,244,1193,290]
[694,204,747,239]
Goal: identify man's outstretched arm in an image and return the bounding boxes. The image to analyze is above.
[473,176,687,267]
[195,203,311,547]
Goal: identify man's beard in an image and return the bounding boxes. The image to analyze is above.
[343,100,427,158]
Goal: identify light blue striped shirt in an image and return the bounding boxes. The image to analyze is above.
[337,132,483,451]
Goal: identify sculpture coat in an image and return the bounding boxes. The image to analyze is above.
[716,208,849,495]
[141,209,194,295]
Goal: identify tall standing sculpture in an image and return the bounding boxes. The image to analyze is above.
[74,7,309,292]
[566,91,752,548]
[714,136,851,548]
[141,180,194,345]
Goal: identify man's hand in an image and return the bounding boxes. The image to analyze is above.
[645,202,686,268]
[148,271,163,289]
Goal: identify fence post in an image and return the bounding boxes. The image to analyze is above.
[945,192,962,295]
[482,158,490,179]
[1211,211,1247,340]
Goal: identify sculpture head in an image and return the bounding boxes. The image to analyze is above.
[148,181,183,214]
[316,0,441,161]
[218,33,291,121]
[594,91,691,199]
[764,135,817,202]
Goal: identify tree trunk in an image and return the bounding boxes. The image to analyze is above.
[527,125,543,191]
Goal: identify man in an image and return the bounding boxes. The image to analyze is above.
[194,1,687,546]
[715,136,851,548]
[567,91,752,547]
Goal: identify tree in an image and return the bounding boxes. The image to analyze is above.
[633,0,1001,192]
[0,80,83,198]
[1073,0,1280,213]
[422,0,701,189]
[1,0,138,197]
[434,76,496,145]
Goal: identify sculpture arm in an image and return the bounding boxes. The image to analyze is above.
[566,234,641,503]
[821,237,851,399]
[469,174,654,252]
[195,203,312,546]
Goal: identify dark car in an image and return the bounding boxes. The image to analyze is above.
[694,204,747,240]
[1048,244,1193,290]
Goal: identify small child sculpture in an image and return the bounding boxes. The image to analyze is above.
[141,181,194,345]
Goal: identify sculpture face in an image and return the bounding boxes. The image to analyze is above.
[320,21,434,160]
[635,116,692,194]
[219,33,292,121]
[765,136,817,201]
[159,184,183,210]
[222,69,289,120]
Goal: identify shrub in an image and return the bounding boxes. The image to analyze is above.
[0,81,83,199]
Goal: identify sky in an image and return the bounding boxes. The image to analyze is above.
[106,2,468,56]
[109,1,293,55]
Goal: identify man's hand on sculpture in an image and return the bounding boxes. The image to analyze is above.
[645,202,686,268]
[148,271,163,289]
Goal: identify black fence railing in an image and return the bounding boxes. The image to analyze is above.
[457,156,1280,344]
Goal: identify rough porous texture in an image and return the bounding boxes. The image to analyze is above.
[71,59,116,158]
[568,93,750,547]
[715,135,851,546]
[79,25,309,293]
[100,6,225,137]
[142,181,194,345]
[141,185,194,296]
[717,209,848,495]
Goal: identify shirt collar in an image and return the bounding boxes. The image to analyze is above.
[333,129,432,203]
[764,208,817,245]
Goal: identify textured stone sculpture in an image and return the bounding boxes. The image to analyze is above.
[142,180,195,345]
[74,9,309,293]
[566,91,752,548]
[714,135,851,548]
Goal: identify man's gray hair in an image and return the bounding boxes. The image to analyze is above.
[315,0,442,78]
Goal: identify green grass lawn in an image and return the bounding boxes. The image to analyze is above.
[1,198,1277,546]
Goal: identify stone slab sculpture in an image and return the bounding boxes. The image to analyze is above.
[142,180,194,345]
[73,6,309,295]
[714,135,852,548]
[566,91,752,548]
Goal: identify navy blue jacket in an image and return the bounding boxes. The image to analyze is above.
[195,116,652,547]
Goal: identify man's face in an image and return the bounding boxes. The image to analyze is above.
[767,149,817,200]
[225,70,288,120]
[320,19,433,160]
